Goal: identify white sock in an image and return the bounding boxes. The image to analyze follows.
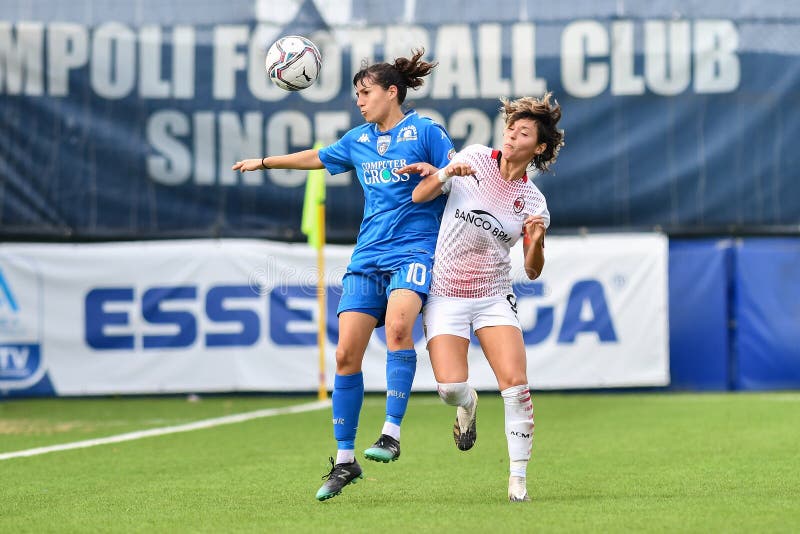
[501,384,534,477]
[510,460,528,479]
[335,449,355,465]
[381,421,401,441]
[437,381,474,408]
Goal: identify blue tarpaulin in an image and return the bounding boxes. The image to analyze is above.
[1,1,798,240]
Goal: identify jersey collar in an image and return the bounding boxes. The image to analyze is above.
[372,109,417,135]
[492,149,528,182]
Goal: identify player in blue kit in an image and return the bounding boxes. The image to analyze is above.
[232,49,454,501]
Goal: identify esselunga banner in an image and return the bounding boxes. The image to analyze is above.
[0,234,668,396]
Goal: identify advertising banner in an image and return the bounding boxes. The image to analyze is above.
[0,234,669,396]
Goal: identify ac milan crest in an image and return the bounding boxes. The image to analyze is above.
[513,196,525,213]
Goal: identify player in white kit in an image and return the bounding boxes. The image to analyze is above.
[397,93,564,502]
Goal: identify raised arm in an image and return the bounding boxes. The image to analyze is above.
[394,162,442,202]
[397,161,478,203]
[232,148,324,172]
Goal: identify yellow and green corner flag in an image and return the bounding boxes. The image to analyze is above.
[301,142,328,401]
[301,142,326,249]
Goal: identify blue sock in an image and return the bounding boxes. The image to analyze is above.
[332,372,364,450]
[385,349,417,425]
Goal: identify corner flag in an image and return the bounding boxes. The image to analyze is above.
[302,142,328,401]
[301,142,326,249]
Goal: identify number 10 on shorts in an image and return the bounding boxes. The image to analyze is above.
[405,262,428,286]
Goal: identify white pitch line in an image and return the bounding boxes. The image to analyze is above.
[0,399,331,461]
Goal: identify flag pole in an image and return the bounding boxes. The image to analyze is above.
[302,142,328,401]
[316,201,327,401]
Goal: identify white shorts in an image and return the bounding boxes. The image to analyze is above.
[422,294,521,342]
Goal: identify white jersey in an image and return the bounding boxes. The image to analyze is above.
[430,144,550,298]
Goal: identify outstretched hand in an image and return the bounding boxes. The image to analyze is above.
[396,161,478,183]
[232,159,264,172]
[439,162,477,178]
[396,162,439,177]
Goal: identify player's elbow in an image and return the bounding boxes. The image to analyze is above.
[412,184,442,203]
[525,260,544,280]
[411,188,427,203]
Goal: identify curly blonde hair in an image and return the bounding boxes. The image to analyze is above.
[500,92,565,173]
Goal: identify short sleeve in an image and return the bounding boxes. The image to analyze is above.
[540,204,551,229]
[423,121,455,169]
[532,195,550,228]
[318,129,357,175]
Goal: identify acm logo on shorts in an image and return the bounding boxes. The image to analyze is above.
[0,260,47,391]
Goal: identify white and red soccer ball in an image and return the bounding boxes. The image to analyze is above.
[265,35,322,91]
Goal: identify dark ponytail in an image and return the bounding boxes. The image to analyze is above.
[353,48,437,104]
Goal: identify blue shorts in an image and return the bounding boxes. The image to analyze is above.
[337,253,433,327]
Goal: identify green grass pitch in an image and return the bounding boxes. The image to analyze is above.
[1,392,799,532]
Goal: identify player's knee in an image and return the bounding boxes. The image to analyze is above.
[384,318,413,348]
[335,345,364,373]
[498,376,529,392]
[437,381,468,406]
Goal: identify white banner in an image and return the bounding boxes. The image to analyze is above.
[0,235,668,395]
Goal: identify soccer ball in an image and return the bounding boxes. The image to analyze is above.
[265,35,322,91]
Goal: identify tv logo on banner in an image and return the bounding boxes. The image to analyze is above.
[0,263,47,390]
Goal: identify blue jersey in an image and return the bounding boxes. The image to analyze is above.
[318,110,454,272]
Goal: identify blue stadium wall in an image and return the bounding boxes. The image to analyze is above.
[669,237,800,391]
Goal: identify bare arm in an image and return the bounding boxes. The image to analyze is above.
[522,215,547,280]
[396,161,478,203]
[232,148,324,172]
[394,162,443,202]
[412,173,445,203]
